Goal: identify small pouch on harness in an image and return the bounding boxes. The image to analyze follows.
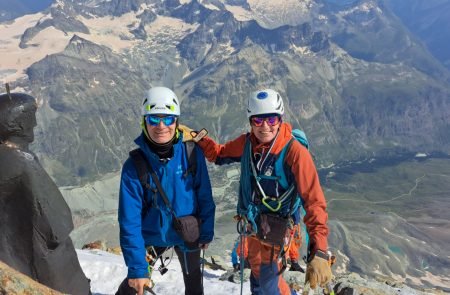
[257,213,290,246]
[173,216,201,249]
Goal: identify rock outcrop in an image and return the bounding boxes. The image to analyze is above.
[0,93,90,294]
[0,260,63,295]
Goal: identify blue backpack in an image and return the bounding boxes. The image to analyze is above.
[274,129,309,191]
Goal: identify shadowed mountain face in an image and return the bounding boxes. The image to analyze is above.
[385,0,450,70]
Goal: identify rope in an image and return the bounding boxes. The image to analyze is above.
[237,217,248,295]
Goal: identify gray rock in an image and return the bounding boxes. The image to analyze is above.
[0,93,90,295]
[219,268,251,284]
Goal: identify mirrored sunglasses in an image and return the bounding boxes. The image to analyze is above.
[251,115,281,127]
[145,115,177,126]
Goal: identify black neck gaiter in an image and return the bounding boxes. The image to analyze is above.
[145,133,177,159]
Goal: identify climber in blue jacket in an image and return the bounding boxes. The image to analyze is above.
[116,87,215,295]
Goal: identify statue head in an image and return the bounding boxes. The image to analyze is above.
[0,93,37,146]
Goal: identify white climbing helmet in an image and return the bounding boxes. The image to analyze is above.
[141,87,180,116]
[247,89,284,118]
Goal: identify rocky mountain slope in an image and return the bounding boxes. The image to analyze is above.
[385,0,450,70]
[2,0,449,185]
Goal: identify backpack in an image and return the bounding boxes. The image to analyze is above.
[274,129,309,193]
[129,141,197,216]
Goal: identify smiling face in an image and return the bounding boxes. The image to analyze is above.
[145,115,177,144]
[250,115,281,144]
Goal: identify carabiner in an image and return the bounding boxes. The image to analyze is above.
[236,215,248,234]
[261,196,281,212]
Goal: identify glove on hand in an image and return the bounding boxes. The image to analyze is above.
[178,124,197,142]
[305,255,332,289]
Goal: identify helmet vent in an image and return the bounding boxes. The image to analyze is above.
[142,98,148,105]
[165,105,175,111]
[172,98,178,105]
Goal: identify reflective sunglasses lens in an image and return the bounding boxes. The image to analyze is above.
[146,116,160,126]
[162,116,176,126]
[267,116,280,126]
[145,115,176,126]
[252,117,264,126]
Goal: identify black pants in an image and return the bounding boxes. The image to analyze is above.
[115,246,203,295]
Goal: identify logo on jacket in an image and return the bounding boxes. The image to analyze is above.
[176,164,183,175]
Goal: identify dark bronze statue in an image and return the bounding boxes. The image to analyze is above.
[0,92,90,294]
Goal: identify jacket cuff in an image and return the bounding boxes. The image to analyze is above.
[199,236,213,244]
[127,267,149,279]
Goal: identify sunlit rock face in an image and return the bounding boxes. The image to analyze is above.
[0,93,90,294]
[0,259,64,295]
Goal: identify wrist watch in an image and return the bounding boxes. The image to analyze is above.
[308,249,329,262]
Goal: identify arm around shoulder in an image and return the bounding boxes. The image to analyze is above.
[197,134,247,165]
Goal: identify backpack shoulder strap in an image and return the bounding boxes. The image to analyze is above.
[183,141,197,178]
[129,148,152,214]
[275,129,309,190]
[274,138,295,190]
[238,135,253,215]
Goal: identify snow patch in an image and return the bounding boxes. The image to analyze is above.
[0,15,70,83]
[338,1,382,17]
[247,0,314,28]
[88,55,102,64]
[225,5,253,22]
[201,3,220,11]
[77,12,140,52]
[37,13,53,25]
[52,0,65,9]
[360,243,374,251]
[291,44,312,56]
[142,16,199,52]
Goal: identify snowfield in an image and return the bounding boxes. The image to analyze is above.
[77,249,251,295]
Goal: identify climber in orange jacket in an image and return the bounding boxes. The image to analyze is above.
[182,89,331,294]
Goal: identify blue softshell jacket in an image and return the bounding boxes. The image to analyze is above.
[118,133,216,278]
